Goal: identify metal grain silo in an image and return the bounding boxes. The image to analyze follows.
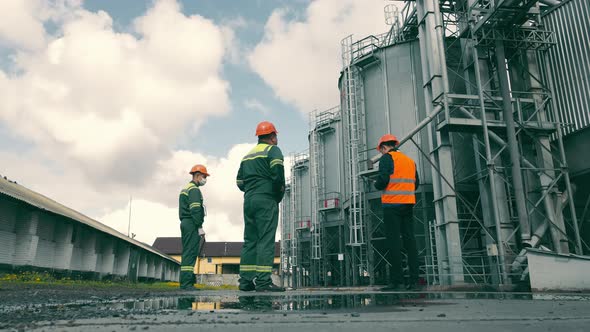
[279,181,293,287]
[290,153,312,287]
[309,107,346,286]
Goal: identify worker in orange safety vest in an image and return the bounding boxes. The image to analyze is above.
[374,134,421,291]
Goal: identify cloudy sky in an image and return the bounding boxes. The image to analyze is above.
[0,0,388,246]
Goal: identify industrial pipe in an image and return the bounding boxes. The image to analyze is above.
[369,105,444,166]
[539,0,561,6]
[495,40,531,240]
[510,222,548,274]
[510,203,564,278]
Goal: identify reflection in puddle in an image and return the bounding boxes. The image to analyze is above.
[111,294,420,312]
[8,292,582,314]
[98,292,590,313]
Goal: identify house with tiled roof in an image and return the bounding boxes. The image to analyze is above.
[152,238,280,275]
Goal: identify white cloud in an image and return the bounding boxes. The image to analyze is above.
[0,0,47,51]
[0,0,83,51]
[244,98,271,114]
[249,0,388,113]
[221,16,252,30]
[218,16,258,65]
[0,0,231,188]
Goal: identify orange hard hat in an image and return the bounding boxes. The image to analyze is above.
[376,134,399,150]
[255,121,278,136]
[189,164,210,176]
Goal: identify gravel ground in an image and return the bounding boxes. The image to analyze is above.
[0,282,191,330]
[2,283,590,331]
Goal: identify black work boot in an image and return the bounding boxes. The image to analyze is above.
[256,283,286,292]
[239,281,256,292]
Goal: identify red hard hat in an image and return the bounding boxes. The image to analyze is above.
[255,121,278,136]
[376,134,399,151]
[189,164,210,176]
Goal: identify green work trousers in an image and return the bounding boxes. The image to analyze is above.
[180,218,200,289]
[239,195,279,289]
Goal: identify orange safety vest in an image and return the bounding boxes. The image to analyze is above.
[381,151,416,204]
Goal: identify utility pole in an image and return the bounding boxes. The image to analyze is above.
[127,195,133,237]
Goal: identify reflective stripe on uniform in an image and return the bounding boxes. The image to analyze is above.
[239,265,257,272]
[242,144,272,162]
[189,202,202,209]
[256,265,273,273]
[181,183,199,196]
[388,178,415,184]
[181,265,194,271]
[383,190,415,195]
[270,159,283,167]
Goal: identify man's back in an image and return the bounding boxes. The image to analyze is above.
[236,143,285,202]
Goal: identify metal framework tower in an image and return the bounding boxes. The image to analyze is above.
[391,0,584,285]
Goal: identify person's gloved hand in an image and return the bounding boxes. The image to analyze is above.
[198,228,205,236]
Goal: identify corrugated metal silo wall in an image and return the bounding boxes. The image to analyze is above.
[544,1,590,252]
[321,119,345,223]
[544,0,590,136]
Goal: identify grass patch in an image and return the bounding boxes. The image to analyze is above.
[194,283,238,290]
[0,272,237,291]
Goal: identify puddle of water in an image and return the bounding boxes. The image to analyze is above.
[101,294,430,312]
[3,292,588,314]
[91,292,590,312]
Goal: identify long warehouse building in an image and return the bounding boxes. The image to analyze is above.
[0,177,180,281]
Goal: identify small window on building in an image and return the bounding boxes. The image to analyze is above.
[207,257,212,263]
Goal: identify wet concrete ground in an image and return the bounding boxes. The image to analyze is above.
[1,287,590,331]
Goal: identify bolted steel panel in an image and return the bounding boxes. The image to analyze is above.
[544,0,590,136]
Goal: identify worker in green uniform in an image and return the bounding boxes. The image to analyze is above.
[236,121,286,292]
[178,164,209,290]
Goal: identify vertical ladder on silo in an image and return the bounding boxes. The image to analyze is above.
[310,123,322,262]
[289,155,298,271]
[310,123,324,286]
[280,187,290,282]
[341,35,368,283]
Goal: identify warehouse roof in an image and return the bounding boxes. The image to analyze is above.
[153,238,280,257]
